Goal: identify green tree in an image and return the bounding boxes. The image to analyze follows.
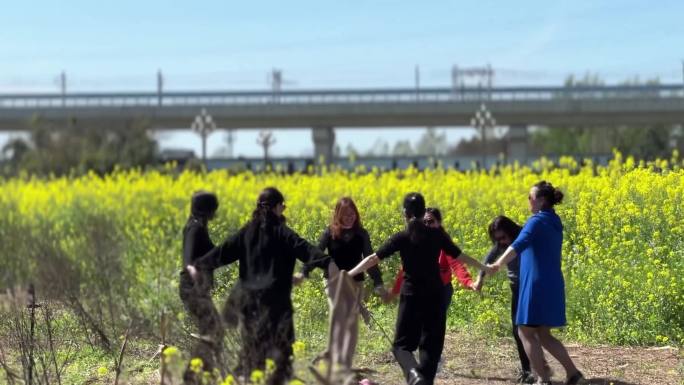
[392,140,414,156]
[531,74,678,159]
[3,117,158,176]
[365,138,390,156]
[415,127,447,156]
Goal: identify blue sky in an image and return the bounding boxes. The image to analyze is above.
[2,0,683,156]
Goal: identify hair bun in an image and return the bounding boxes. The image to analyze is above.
[533,180,564,207]
[553,189,564,204]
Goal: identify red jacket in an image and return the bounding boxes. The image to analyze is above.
[391,250,473,295]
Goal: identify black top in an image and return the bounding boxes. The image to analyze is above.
[302,227,384,286]
[479,244,521,284]
[182,217,216,281]
[376,226,462,296]
[193,219,327,294]
[478,226,522,283]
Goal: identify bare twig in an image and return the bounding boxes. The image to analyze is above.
[159,312,168,385]
[67,295,112,353]
[27,284,39,385]
[0,341,20,385]
[42,304,62,385]
[308,365,332,385]
[57,340,76,379]
[113,322,133,385]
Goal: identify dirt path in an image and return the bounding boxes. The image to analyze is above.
[361,333,683,385]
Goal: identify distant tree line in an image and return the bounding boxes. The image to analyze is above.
[449,74,684,160]
[2,117,158,176]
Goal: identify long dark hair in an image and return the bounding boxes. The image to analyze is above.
[488,216,521,244]
[251,187,285,228]
[403,192,428,242]
[533,180,564,210]
[330,197,362,239]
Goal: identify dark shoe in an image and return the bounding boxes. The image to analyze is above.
[407,368,426,385]
[515,369,536,384]
[565,370,584,385]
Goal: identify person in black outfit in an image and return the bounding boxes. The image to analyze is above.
[179,191,223,381]
[472,216,535,384]
[187,187,328,385]
[349,193,492,385]
[299,196,388,370]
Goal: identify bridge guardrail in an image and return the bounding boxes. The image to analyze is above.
[1,85,683,108]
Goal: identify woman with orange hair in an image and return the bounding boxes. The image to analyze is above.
[301,197,387,371]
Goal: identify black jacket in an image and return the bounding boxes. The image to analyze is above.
[194,218,327,294]
[182,217,216,284]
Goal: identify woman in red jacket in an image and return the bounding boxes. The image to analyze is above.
[389,207,478,308]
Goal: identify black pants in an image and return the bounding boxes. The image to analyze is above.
[441,283,454,313]
[179,272,224,380]
[235,287,294,385]
[393,291,447,385]
[510,283,531,373]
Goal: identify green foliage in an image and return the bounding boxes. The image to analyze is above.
[531,74,682,159]
[1,117,158,176]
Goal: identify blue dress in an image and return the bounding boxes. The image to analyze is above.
[510,209,566,327]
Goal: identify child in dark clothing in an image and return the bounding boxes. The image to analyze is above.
[179,191,224,379]
[472,216,536,384]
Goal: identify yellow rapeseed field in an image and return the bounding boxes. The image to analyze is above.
[1,153,682,347]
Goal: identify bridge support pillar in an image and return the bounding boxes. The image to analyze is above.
[506,125,528,164]
[312,126,335,164]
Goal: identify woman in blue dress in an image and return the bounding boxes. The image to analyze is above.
[489,181,584,385]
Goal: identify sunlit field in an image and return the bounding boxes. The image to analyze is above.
[1,153,682,383]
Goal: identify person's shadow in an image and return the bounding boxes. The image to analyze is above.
[582,379,639,385]
[452,373,640,385]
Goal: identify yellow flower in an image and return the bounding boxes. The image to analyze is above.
[265,358,276,373]
[250,369,265,384]
[2,150,683,347]
[190,357,203,373]
[163,346,180,365]
[292,340,306,357]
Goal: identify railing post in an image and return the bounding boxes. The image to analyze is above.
[60,71,66,107]
[415,65,420,101]
[157,69,163,107]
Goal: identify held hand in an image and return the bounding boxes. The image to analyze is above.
[484,263,498,276]
[470,279,483,292]
[292,272,305,287]
[381,286,399,303]
[374,285,391,303]
[186,265,198,281]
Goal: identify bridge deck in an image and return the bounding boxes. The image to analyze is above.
[1,85,683,130]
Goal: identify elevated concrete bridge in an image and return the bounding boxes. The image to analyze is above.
[2,84,683,163]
